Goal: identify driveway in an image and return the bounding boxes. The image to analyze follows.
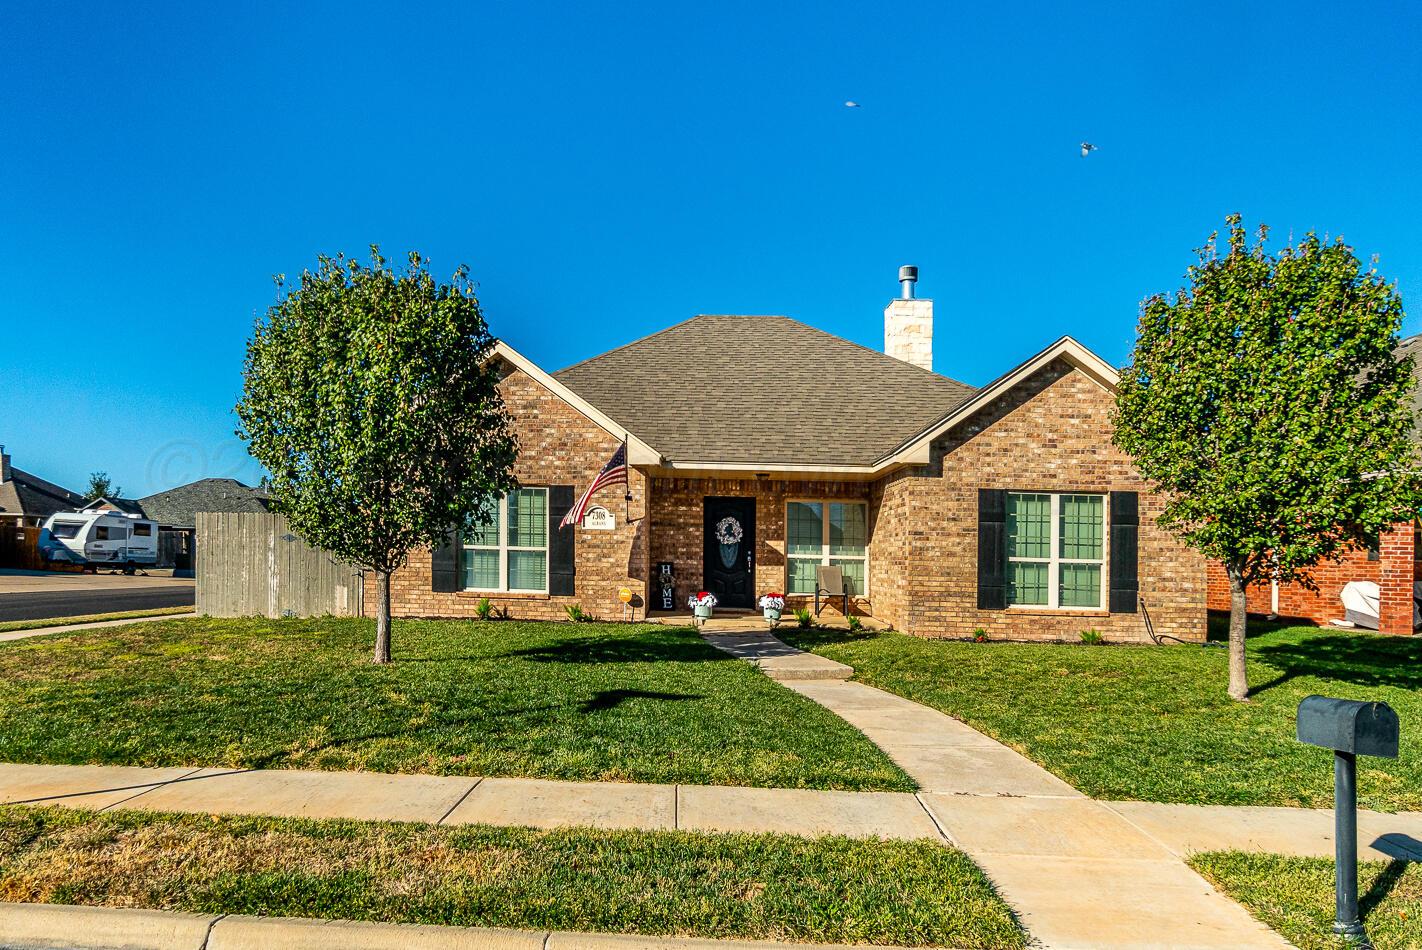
[0,571,195,622]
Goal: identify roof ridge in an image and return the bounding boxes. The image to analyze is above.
[765,314,976,391]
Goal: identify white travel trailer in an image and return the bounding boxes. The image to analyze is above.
[38,510,160,573]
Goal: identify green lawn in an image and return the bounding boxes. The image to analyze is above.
[783,617,1422,810]
[1191,851,1421,950]
[0,606,192,634]
[0,805,1024,948]
[0,616,913,791]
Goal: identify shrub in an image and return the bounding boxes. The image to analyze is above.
[847,615,864,632]
[1079,629,1105,645]
[565,604,589,623]
[794,607,814,629]
[475,597,495,621]
[972,628,989,643]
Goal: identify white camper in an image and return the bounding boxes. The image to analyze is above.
[38,510,159,573]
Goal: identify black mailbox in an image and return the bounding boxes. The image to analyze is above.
[1297,696,1399,759]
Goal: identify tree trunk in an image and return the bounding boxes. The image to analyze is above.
[1225,563,1249,701]
[374,570,392,665]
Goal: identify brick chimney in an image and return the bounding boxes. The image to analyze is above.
[884,265,933,371]
[0,445,9,483]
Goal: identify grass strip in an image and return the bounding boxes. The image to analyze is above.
[1190,851,1422,950]
[0,805,1024,948]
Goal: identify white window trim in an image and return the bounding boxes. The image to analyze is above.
[1006,492,1107,610]
[785,499,870,597]
[461,488,550,594]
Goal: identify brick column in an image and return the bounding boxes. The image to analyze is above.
[1377,521,1416,636]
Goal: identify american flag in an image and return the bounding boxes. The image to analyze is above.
[560,442,628,529]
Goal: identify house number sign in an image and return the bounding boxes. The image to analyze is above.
[582,506,615,530]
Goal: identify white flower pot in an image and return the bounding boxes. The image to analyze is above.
[763,607,782,622]
[693,604,713,621]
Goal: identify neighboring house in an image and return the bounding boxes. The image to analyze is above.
[0,446,86,529]
[81,496,146,516]
[373,269,1207,642]
[135,478,273,529]
[1205,334,1422,635]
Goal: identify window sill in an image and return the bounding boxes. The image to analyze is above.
[455,590,551,600]
[1004,606,1109,617]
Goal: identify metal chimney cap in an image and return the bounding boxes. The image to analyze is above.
[897,265,918,299]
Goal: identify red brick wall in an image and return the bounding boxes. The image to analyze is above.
[648,476,871,614]
[371,359,650,621]
[1205,522,1418,634]
[867,359,1206,643]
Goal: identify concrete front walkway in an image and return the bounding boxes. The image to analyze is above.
[703,629,1295,950]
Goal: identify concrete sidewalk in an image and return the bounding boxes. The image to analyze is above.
[0,612,197,643]
[0,763,943,841]
[0,903,904,950]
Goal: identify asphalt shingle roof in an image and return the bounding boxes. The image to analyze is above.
[0,467,85,521]
[136,478,272,528]
[553,315,975,466]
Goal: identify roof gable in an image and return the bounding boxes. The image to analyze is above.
[0,467,85,520]
[553,315,975,468]
[878,336,1119,465]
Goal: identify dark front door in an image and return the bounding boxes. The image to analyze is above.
[703,496,755,609]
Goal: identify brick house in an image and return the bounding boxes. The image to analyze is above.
[1204,335,1422,636]
[374,269,1208,643]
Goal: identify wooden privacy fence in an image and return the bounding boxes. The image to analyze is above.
[196,512,364,618]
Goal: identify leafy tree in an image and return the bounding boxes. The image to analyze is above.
[86,472,120,500]
[1115,216,1417,700]
[237,249,518,664]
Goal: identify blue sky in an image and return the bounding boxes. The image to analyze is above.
[2,2,1419,496]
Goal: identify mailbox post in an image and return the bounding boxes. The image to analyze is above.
[1296,695,1400,945]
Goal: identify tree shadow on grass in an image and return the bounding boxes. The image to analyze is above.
[499,635,723,665]
[1248,634,1422,696]
[580,689,702,713]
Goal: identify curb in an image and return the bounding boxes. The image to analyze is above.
[0,904,917,950]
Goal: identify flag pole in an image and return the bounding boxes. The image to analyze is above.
[623,433,633,523]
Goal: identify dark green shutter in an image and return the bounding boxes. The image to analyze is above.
[431,526,459,593]
[1109,491,1139,613]
[549,485,576,596]
[977,489,1007,610]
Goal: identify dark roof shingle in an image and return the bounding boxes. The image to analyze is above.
[553,315,975,466]
[137,478,272,528]
[0,468,85,521]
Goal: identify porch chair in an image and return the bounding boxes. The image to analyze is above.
[815,565,850,617]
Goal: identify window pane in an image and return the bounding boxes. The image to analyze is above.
[831,558,865,596]
[462,548,499,590]
[507,489,547,548]
[1007,561,1049,605]
[1060,494,1104,560]
[788,558,818,594]
[829,503,867,556]
[1060,563,1102,607]
[787,502,823,556]
[1006,493,1051,559]
[465,498,500,547]
[508,550,547,591]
